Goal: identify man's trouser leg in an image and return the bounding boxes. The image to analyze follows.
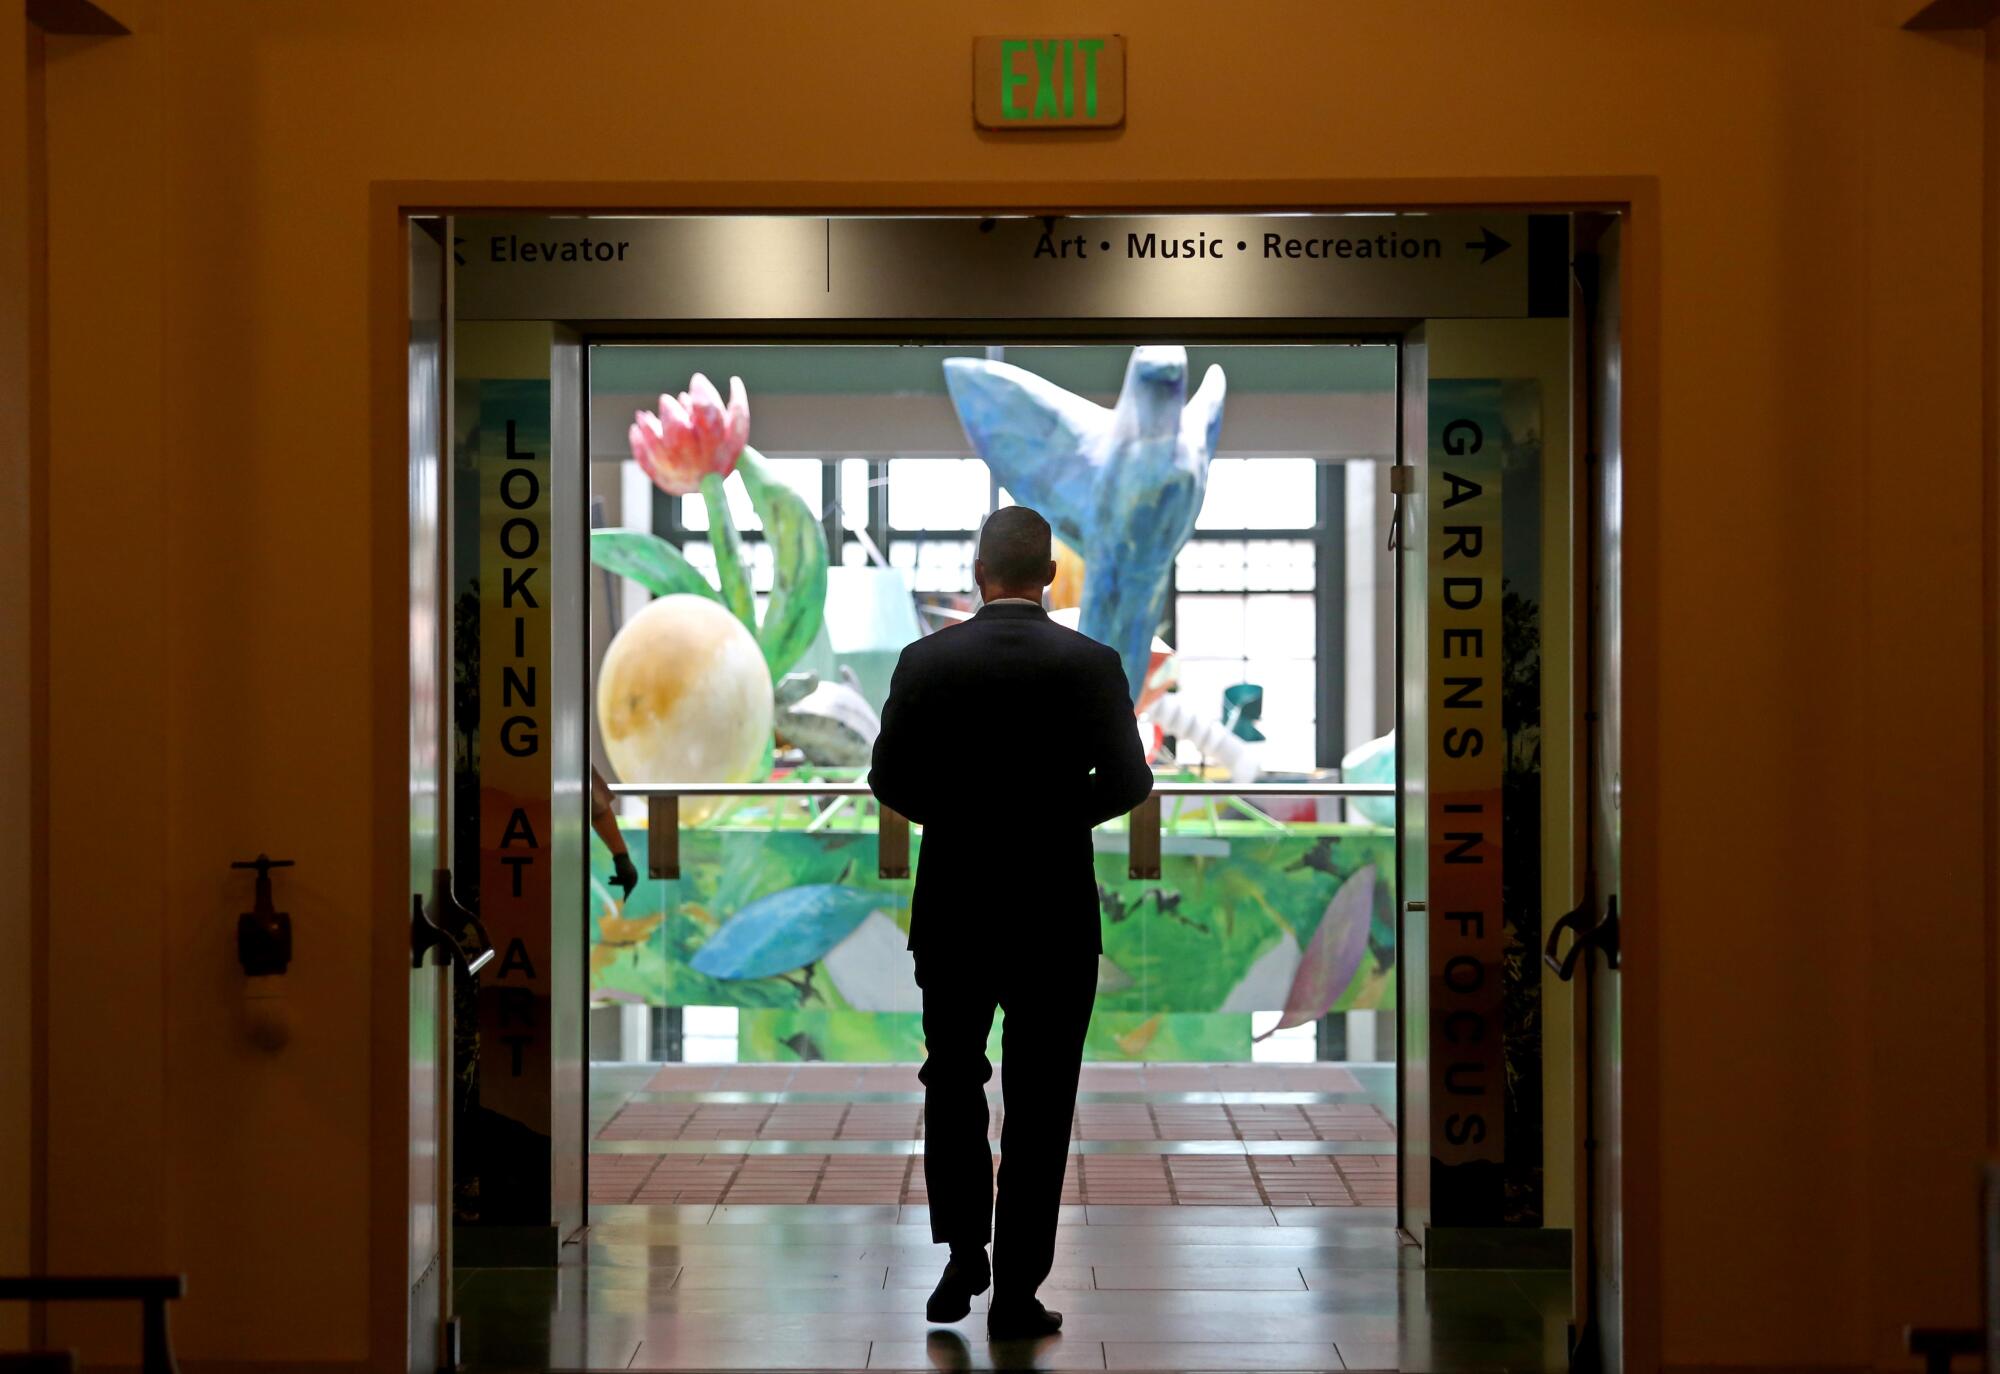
[916,951,999,1248]
[991,951,1097,1301]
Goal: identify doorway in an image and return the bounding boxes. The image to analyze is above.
[400,209,1622,1373]
[580,332,1399,1270]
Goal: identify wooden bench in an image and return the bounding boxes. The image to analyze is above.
[0,1276,185,1374]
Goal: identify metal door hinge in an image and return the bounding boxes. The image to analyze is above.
[1386,465,1417,550]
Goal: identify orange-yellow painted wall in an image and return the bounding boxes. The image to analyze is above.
[2,13,42,1355]
[26,3,1990,1370]
[1985,13,2000,1170]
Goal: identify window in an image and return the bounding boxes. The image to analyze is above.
[607,348,1362,775]
[678,457,822,530]
[634,454,1337,769]
[1197,458,1317,531]
[1174,541,1320,771]
[887,458,990,532]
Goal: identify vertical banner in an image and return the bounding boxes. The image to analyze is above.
[476,376,554,1219]
[1428,379,1507,1209]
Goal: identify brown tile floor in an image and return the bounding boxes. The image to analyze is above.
[457,1061,1567,1372]
[591,1151,1397,1208]
[593,1063,1394,1210]
[639,1063,1366,1095]
[597,1100,1392,1147]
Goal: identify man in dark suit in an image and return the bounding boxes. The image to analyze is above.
[868,505,1155,1341]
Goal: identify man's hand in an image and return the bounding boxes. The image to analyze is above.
[610,851,640,900]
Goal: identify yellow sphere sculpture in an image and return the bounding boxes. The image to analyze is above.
[597,594,773,815]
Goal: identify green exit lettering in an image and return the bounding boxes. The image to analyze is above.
[999,38,1106,122]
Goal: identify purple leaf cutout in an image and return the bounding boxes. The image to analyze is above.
[1256,866,1377,1039]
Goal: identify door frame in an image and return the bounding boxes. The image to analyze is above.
[366,176,1661,1373]
[402,216,451,1374]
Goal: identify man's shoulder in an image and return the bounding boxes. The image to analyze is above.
[899,624,960,658]
[901,612,1117,673]
[1039,619,1121,667]
[894,625,970,676]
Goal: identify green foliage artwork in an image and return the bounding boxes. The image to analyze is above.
[737,448,830,678]
[595,443,828,683]
[588,530,721,606]
[588,819,1393,1062]
[606,370,827,680]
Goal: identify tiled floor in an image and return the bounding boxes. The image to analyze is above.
[456,1062,1569,1372]
[599,1100,1392,1149]
[635,1065,1368,1095]
[593,1064,1395,1211]
[590,1151,1397,1208]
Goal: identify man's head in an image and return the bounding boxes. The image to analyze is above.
[973,505,1056,604]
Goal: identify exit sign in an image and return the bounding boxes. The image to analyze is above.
[974,36,1125,130]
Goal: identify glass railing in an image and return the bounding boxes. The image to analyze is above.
[591,779,1395,1063]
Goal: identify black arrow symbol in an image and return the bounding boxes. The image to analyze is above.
[1465,227,1511,264]
[453,236,466,267]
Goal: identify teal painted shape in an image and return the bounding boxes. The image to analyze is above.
[1340,731,1396,828]
[689,884,888,980]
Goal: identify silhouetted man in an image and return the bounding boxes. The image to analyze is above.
[868,505,1154,1340]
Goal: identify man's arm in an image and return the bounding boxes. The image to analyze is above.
[1081,645,1155,828]
[590,766,639,898]
[867,650,932,824]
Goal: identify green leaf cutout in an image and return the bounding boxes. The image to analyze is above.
[589,529,720,603]
[700,470,756,633]
[737,446,829,678]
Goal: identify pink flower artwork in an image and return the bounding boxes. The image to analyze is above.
[628,373,750,495]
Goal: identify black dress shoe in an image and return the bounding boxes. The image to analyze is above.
[986,1297,1062,1340]
[926,1252,991,1323]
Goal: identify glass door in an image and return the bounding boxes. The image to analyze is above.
[404,216,449,1374]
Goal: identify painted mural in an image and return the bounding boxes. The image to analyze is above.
[581,350,1397,1063]
[587,818,1394,1062]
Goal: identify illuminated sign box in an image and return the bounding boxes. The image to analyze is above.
[974,36,1125,130]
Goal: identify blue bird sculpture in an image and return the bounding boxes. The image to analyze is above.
[943,346,1226,703]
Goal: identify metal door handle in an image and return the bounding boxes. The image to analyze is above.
[1544,893,1619,980]
[411,867,497,975]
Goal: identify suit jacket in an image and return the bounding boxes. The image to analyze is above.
[867,602,1155,958]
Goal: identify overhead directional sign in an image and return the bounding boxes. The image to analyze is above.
[1465,226,1512,264]
[454,214,1566,323]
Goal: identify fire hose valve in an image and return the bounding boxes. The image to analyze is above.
[232,854,294,977]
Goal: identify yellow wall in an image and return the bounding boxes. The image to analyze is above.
[1984,5,2000,1168]
[24,3,1990,1370]
[1986,12,2000,1167]
[1,13,42,1353]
